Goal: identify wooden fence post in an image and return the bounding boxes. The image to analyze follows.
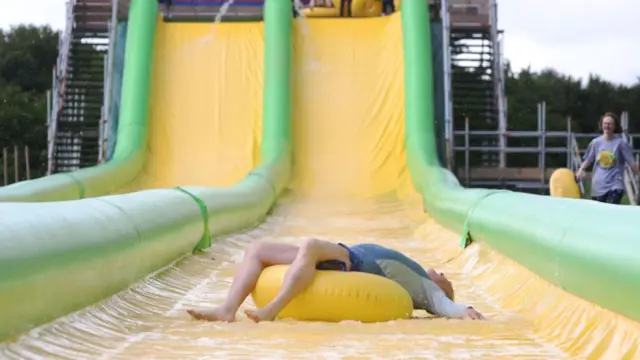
[24,145,31,180]
[2,147,7,186]
[13,145,19,183]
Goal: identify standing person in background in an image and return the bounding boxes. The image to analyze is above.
[576,112,640,204]
[340,0,352,16]
[381,0,395,15]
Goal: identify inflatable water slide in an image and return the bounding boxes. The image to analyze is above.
[0,0,639,358]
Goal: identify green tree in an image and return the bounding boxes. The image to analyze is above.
[0,25,59,92]
[0,25,59,182]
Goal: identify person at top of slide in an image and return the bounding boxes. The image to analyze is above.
[187,239,484,323]
[576,112,640,204]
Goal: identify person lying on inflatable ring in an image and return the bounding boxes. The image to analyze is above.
[187,239,485,322]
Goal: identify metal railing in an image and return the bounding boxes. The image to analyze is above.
[99,0,119,164]
[47,0,77,175]
[568,134,585,196]
[620,111,639,204]
[491,0,507,168]
[441,0,454,171]
[160,0,264,21]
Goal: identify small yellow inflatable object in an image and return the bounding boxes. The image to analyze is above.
[251,265,413,322]
[549,168,581,199]
[302,0,397,17]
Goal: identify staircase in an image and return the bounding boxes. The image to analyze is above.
[450,31,497,128]
[48,0,115,174]
[447,0,502,167]
[450,30,499,166]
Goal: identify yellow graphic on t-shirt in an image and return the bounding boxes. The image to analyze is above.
[597,150,616,168]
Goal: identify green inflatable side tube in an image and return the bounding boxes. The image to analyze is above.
[0,0,293,340]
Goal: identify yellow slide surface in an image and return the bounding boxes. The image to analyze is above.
[3,15,639,360]
[125,20,265,191]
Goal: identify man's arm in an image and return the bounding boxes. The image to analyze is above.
[421,279,483,319]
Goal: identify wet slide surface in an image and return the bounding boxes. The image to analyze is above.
[0,16,624,360]
[0,198,567,359]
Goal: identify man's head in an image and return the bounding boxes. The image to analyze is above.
[427,268,454,301]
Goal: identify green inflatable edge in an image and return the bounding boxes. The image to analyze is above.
[0,0,292,340]
[402,0,640,324]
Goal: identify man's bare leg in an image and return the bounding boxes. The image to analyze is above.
[244,239,350,323]
[187,242,298,322]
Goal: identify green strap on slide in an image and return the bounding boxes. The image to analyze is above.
[65,173,86,199]
[174,187,211,250]
[460,190,506,249]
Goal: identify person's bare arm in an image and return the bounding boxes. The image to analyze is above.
[421,279,484,320]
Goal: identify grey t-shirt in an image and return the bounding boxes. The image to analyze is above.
[374,258,468,318]
[344,243,469,318]
[583,135,634,196]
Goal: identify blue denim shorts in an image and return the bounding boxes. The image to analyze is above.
[315,243,357,272]
[592,189,624,204]
[316,243,430,280]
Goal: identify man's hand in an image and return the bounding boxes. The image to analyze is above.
[576,168,585,180]
[461,307,484,320]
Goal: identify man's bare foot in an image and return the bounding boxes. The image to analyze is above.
[244,308,278,323]
[186,307,236,322]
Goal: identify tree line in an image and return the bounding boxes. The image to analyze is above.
[0,25,639,181]
[0,25,58,182]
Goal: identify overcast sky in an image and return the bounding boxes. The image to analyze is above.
[0,0,638,85]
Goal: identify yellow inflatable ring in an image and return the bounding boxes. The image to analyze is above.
[549,168,581,199]
[251,265,413,322]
